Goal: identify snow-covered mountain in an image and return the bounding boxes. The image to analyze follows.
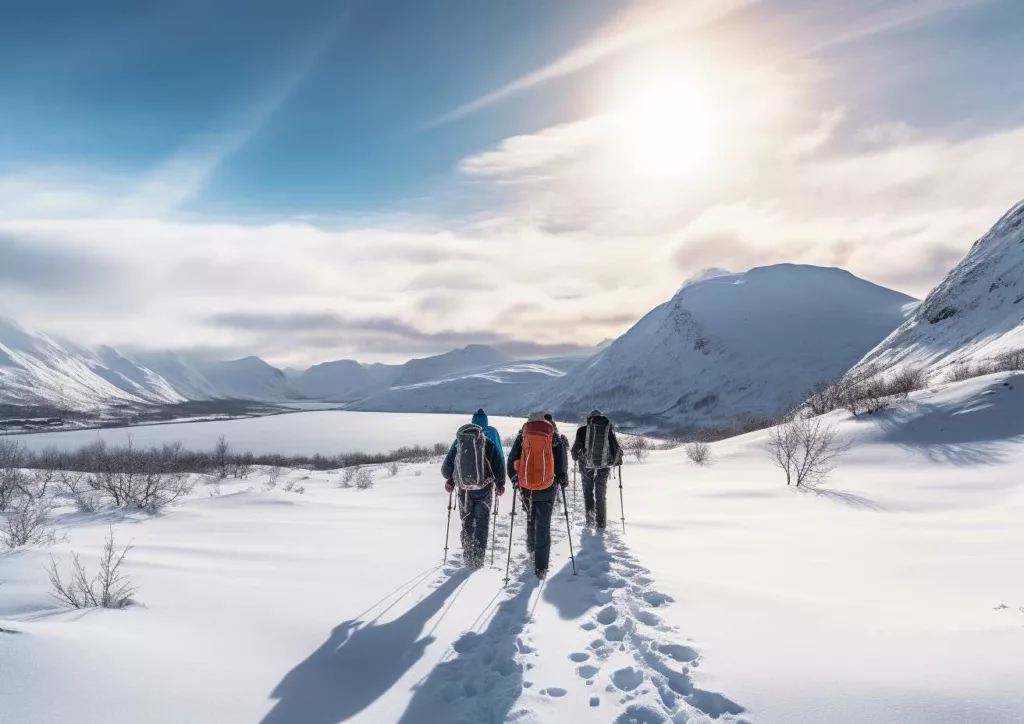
[190,357,299,402]
[387,345,510,387]
[0,318,186,410]
[542,264,916,430]
[290,359,378,401]
[349,361,569,414]
[849,200,1024,380]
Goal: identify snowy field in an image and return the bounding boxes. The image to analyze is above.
[3,376,1024,723]
[11,411,529,456]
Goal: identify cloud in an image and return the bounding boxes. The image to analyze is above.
[431,0,755,125]
[0,231,115,292]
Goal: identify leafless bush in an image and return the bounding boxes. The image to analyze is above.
[340,467,357,488]
[265,466,283,486]
[55,471,101,513]
[81,439,195,513]
[282,479,296,493]
[994,348,1024,372]
[622,435,652,463]
[949,360,982,382]
[0,437,31,511]
[46,527,136,610]
[685,441,712,467]
[501,435,515,448]
[766,418,851,488]
[385,461,400,477]
[212,435,231,479]
[2,495,56,548]
[293,485,305,495]
[355,468,375,490]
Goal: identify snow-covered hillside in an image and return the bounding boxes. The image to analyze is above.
[3,378,1023,724]
[291,359,378,401]
[350,362,568,414]
[0,318,185,410]
[191,357,300,402]
[544,264,915,430]
[850,200,1024,380]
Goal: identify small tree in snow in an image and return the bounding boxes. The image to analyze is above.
[684,441,712,467]
[46,527,136,609]
[623,436,652,463]
[355,468,375,490]
[767,418,850,488]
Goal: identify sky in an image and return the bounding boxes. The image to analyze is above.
[1,0,1023,367]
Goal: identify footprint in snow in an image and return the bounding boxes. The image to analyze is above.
[569,652,590,663]
[612,667,645,692]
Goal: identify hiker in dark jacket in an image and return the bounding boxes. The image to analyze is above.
[507,413,568,578]
[571,409,622,529]
[442,424,506,568]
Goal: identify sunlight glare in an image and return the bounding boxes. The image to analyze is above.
[612,76,716,181]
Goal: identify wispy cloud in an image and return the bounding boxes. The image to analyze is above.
[431,0,754,126]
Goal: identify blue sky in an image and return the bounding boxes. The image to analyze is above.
[1,0,1023,365]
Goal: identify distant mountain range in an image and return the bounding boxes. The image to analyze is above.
[3,200,1022,431]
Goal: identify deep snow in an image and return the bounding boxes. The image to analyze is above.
[3,379,1024,723]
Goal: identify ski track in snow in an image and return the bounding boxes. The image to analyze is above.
[397,485,746,723]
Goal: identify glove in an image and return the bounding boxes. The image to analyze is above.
[444,480,455,494]
[495,486,505,497]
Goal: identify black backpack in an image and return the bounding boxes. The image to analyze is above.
[583,415,613,470]
[454,424,490,490]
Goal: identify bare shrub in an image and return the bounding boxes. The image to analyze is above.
[265,466,283,487]
[994,348,1024,372]
[684,441,712,467]
[385,461,400,477]
[293,485,305,495]
[0,437,31,511]
[340,467,356,488]
[355,468,375,490]
[622,435,652,463]
[501,435,515,448]
[212,435,231,479]
[766,418,851,488]
[2,495,56,548]
[887,367,929,397]
[82,438,195,513]
[46,527,136,609]
[55,471,100,513]
[282,479,296,493]
[948,360,979,382]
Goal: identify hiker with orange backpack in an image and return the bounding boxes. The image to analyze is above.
[506,413,569,579]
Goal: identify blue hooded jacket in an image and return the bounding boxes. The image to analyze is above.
[472,409,506,465]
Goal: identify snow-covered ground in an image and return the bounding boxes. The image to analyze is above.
[3,378,1023,723]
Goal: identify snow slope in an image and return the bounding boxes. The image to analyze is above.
[291,359,379,401]
[544,264,915,431]
[850,200,1024,379]
[350,362,569,415]
[0,318,185,409]
[3,378,1023,724]
[191,357,301,402]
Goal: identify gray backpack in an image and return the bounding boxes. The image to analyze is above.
[583,415,613,470]
[454,424,490,490]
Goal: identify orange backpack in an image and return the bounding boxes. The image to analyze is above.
[515,419,555,491]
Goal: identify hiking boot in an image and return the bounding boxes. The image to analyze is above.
[535,567,548,580]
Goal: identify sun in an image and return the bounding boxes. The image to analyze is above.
[611,76,717,181]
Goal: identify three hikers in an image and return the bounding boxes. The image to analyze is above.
[441,410,506,569]
[507,413,568,579]
[442,408,621,577]
[571,409,622,530]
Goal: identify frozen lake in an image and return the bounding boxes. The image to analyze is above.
[13,411,530,455]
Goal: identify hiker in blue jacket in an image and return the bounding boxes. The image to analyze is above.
[471,408,505,466]
[441,410,507,568]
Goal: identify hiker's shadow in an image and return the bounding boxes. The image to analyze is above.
[261,570,469,724]
[398,575,539,724]
[543,529,609,620]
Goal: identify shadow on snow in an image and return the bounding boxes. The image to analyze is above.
[261,569,470,724]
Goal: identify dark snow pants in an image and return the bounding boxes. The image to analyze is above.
[581,467,610,528]
[458,487,492,563]
[521,485,555,574]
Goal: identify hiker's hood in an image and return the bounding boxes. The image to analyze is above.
[472,409,488,428]
[588,409,603,420]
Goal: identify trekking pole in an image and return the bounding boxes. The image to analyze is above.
[617,465,626,534]
[490,488,500,566]
[559,484,577,575]
[443,488,454,564]
[572,461,577,511]
[504,486,518,587]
